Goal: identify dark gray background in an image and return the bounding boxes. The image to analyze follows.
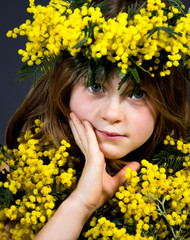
[1,1,190,144]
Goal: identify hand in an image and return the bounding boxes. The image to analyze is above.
[33,113,140,240]
[3,221,17,240]
[69,112,140,213]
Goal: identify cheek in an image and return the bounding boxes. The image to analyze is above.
[70,94,93,120]
[131,106,157,137]
[141,114,155,135]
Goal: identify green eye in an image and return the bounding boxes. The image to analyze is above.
[131,90,146,99]
[89,83,102,93]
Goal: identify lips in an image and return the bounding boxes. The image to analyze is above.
[95,129,126,139]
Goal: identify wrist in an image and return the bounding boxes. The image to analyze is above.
[35,192,95,240]
[65,190,96,220]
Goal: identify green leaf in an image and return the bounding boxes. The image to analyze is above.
[70,53,89,84]
[16,63,43,85]
[87,67,93,86]
[151,144,186,175]
[168,0,186,15]
[72,38,88,49]
[103,61,115,85]
[127,1,146,21]
[95,0,108,10]
[118,72,131,90]
[130,81,140,98]
[68,0,108,14]
[147,26,182,39]
[73,68,88,84]
[128,65,140,83]
[94,64,104,83]
[0,144,11,159]
[118,69,126,80]
[87,21,95,39]
[0,187,13,208]
[69,0,89,11]
[16,54,61,85]
[118,71,134,96]
[90,0,108,13]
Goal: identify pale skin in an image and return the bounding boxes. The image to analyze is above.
[6,73,157,240]
[34,115,141,240]
[34,73,157,240]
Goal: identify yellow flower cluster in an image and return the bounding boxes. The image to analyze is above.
[164,135,190,167]
[6,0,190,76]
[0,119,77,240]
[85,158,190,239]
[0,147,5,169]
[1,121,190,239]
[6,0,103,66]
[123,159,190,238]
[84,216,154,240]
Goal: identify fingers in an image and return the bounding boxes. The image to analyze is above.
[83,121,104,164]
[69,112,104,167]
[69,112,102,159]
[113,161,141,190]
[125,161,141,172]
[69,113,87,155]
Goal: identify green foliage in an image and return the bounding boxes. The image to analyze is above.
[127,1,146,21]
[0,187,13,208]
[69,0,108,12]
[16,54,61,85]
[147,26,182,39]
[68,0,89,10]
[118,71,134,96]
[71,54,116,88]
[70,54,89,84]
[168,0,186,15]
[73,38,88,49]
[0,145,10,168]
[73,21,95,51]
[151,146,184,175]
[118,61,141,96]
[128,64,140,84]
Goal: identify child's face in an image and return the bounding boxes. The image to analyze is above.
[69,73,158,160]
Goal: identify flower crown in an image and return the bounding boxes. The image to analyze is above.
[7,0,190,91]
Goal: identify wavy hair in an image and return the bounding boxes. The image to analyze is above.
[6,0,189,172]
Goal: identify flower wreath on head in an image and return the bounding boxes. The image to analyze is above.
[1,0,190,239]
[6,0,190,89]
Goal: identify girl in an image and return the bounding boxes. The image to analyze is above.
[3,0,190,239]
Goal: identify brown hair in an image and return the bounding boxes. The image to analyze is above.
[6,0,190,171]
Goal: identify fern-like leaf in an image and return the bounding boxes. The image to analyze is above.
[127,1,146,21]
[69,0,107,12]
[73,38,88,49]
[0,187,13,208]
[16,54,61,85]
[147,26,182,39]
[168,0,186,16]
[151,145,185,175]
[69,0,88,10]
[118,71,134,96]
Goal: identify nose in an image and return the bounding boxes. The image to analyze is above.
[100,97,125,124]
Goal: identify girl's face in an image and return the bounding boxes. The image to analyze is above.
[69,73,158,160]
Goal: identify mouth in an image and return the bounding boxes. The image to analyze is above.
[95,129,126,139]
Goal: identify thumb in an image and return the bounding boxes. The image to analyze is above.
[113,161,141,188]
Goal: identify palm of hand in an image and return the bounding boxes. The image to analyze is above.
[69,112,140,212]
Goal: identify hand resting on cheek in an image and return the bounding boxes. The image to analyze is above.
[69,112,141,212]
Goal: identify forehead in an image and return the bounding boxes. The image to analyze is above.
[75,67,157,96]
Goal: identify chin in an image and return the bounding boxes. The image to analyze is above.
[98,141,141,160]
[100,148,127,160]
